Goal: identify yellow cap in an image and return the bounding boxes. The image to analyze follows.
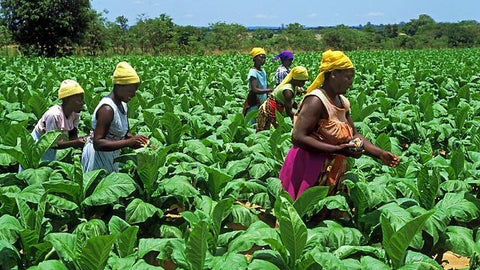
[278,66,309,86]
[113,61,140,85]
[249,47,266,58]
[58,79,84,99]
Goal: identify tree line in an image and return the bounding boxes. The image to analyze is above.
[1,1,479,57]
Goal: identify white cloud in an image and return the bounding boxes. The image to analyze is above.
[307,13,317,18]
[366,12,384,17]
[255,14,268,19]
[184,14,193,18]
[254,14,278,19]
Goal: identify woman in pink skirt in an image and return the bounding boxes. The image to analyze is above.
[279,50,400,200]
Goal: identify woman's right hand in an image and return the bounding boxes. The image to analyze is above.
[75,137,87,148]
[338,143,364,158]
[128,135,149,149]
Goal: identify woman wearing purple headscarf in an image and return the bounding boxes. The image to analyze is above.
[272,50,294,86]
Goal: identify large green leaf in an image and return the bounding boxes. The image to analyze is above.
[445,226,476,257]
[345,180,369,220]
[309,251,347,270]
[406,206,448,246]
[208,252,248,270]
[83,173,136,206]
[435,192,480,222]
[186,221,208,270]
[399,250,442,269]
[205,166,232,200]
[275,194,307,268]
[416,167,439,210]
[248,259,281,270]
[375,133,391,153]
[333,245,385,260]
[45,233,78,263]
[109,216,139,258]
[227,221,278,253]
[77,235,116,270]
[454,105,469,130]
[125,198,163,224]
[32,130,63,166]
[450,148,465,179]
[360,256,390,270]
[161,112,190,145]
[154,175,199,198]
[0,214,23,243]
[27,260,68,270]
[381,210,434,269]
[136,148,162,199]
[211,198,233,242]
[73,219,108,252]
[293,185,329,218]
[308,221,364,251]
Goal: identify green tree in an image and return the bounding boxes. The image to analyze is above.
[0,25,14,56]
[143,14,176,55]
[384,24,398,38]
[252,29,274,42]
[115,15,130,54]
[205,22,247,51]
[274,23,319,51]
[130,14,149,54]
[81,10,108,56]
[445,24,475,47]
[0,0,93,56]
[320,25,367,51]
[400,14,435,36]
[174,25,207,54]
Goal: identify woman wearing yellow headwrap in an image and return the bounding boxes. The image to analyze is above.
[242,47,272,123]
[279,50,400,204]
[256,66,308,131]
[19,79,86,171]
[82,61,149,173]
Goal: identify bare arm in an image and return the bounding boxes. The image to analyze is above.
[346,111,400,167]
[292,96,353,153]
[92,105,148,151]
[54,128,85,149]
[249,77,271,94]
[283,89,295,119]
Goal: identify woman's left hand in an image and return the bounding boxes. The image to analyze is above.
[380,151,400,167]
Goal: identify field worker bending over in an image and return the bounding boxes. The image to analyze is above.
[20,79,86,171]
[256,66,308,132]
[242,47,272,122]
[280,50,400,200]
[272,50,294,86]
[82,61,149,173]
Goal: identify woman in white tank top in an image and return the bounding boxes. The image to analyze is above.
[82,62,149,173]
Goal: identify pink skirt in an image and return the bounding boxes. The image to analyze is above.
[279,146,327,200]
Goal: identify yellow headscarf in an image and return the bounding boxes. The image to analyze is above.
[58,79,84,99]
[278,66,309,87]
[249,47,266,58]
[305,50,354,94]
[113,61,140,85]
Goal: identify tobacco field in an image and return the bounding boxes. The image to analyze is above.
[0,48,480,269]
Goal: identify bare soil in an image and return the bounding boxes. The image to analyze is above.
[442,251,469,269]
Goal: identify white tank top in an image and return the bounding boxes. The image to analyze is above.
[91,97,129,140]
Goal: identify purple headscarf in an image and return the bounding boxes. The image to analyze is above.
[272,50,294,62]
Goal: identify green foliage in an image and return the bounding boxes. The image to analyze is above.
[0,49,480,269]
[381,210,434,268]
[0,0,94,56]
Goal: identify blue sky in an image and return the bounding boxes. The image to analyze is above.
[91,0,480,27]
